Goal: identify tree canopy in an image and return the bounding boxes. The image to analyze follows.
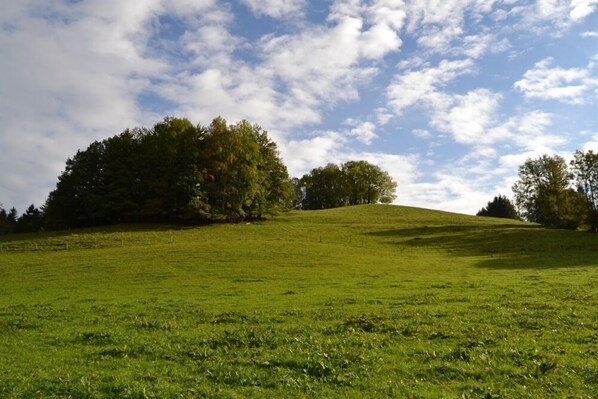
[0,204,44,234]
[512,154,588,229]
[44,117,293,228]
[570,150,598,231]
[296,161,397,210]
[476,195,519,219]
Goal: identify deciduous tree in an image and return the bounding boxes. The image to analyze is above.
[298,161,397,210]
[570,150,598,231]
[512,155,587,229]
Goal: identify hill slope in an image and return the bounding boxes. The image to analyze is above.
[1,205,597,398]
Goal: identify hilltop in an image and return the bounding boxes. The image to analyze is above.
[1,205,597,398]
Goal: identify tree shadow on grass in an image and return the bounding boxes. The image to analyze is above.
[365,224,598,270]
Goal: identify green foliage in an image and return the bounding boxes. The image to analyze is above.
[477,195,519,219]
[297,161,397,209]
[342,160,397,205]
[298,163,345,209]
[1,205,597,397]
[0,205,11,234]
[2,204,44,234]
[571,150,598,231]
[44,116,293,228]
[15,205,44,233]
[512,154,588,229]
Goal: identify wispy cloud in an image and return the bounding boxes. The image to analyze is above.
[239,0,306,18]
[386,59,475,114]
[514,57,598,104]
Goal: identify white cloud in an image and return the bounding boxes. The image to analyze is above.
[239,0,306,18]
[260,17,368,106]
[514,58,598,104]
[375,108,394,125]
[413,129,432,139]
[281,131,347,177]
[536,0,570,20]
[432,89,502,145]
[387,59,475,114]
[522,0,598,30]
[349,122,378,144]
[360,22,402,59]
[0,0,251,210]
[0,0,187,209]
[570,0,598,20]
[582,132,598,151]
[582,31,598,37]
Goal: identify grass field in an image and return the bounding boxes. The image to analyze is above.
[1,205,597,398]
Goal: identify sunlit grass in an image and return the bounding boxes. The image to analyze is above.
[1,205,597,398]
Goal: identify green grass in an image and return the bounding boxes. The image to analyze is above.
[1,205,597,398]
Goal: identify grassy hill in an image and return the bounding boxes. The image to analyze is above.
[1,205,597,398]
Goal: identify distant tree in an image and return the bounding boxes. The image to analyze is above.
[512,155,587,229]
[0,206,18,235]
[253,125,294,215]
[299,163,346,210]
[16,205,44,233]
[297,161,397,210]
[100,129,142,222]
[7,207,18,225]
[342,160,397,205]
[44,141,107,228]
[0,204,11,234]
[135,117,208,221]
[570,150,598,232]
[477,195,519,219]
[201,118,293,220]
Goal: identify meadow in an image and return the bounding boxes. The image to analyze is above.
[0,205,597,398]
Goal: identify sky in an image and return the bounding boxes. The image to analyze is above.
[1,0,598,215]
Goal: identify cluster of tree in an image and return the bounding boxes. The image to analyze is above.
[479,150,597,231]
[0,204,44,234]
[512,151,598,231]
[294,160,397,210]
[476,195,519,219]
[44,117,294,228]
[2,116,400,234]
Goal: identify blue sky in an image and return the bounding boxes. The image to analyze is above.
[1,0,598,215]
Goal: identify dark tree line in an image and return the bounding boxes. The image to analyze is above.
[43,117,294,228]
[0,204,44,234]
[295,160,397,210]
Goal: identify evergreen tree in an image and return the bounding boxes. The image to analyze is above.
[477,195,519,219]
[0,204,12,234]
[16,205,44,233]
